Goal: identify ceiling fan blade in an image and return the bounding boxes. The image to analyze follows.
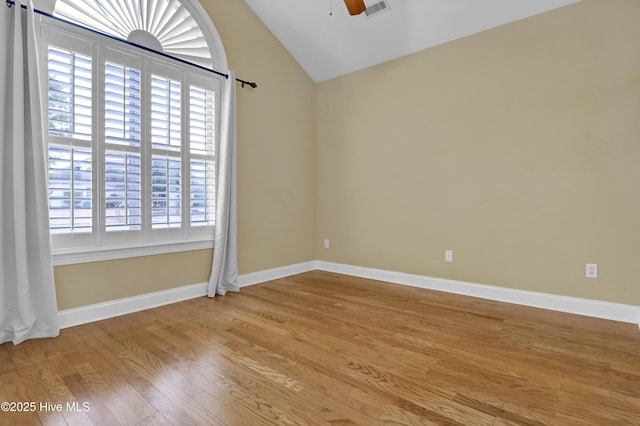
[344,0,366,15]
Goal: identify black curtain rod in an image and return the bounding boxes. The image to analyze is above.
[5,0,257,89]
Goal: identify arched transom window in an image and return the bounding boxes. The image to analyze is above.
[53,0,222,68]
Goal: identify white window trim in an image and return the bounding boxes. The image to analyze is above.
[42,17,221,265]
[52,239,214,266]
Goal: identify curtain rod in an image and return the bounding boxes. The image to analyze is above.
[5,0,258,89]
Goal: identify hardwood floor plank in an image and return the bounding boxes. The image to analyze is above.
[1,270,639,425]
[181,328,332,424]
[128,376,200,426]
[0,371,42,425]
[73,362,140,425]
[223,294,496,424]
[0,344,16,375]
[8,347,49,400]
[62,373,119,425]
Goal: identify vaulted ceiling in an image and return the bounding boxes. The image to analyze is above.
[244,0,581,82]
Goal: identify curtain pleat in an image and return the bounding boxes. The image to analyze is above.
[207,71,239,297]
[1,0,60,345]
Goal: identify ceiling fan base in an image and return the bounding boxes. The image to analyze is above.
[344,0,366,15]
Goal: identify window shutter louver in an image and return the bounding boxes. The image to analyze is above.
[105,152,142,231]
[151,75,181,151]
[190,160,215,226]
[47,47,92,140]
[105,63,141,147]
[152,157,182,228]
[189,85,215,226]
[48,147,92,233]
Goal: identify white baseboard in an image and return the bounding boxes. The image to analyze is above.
[315,261,640,327]
[57,281,209,329]
[57,260,640,330]
[238,261,317,287]
[57,261,317,329]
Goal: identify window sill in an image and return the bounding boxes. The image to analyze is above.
[52,239,214,266]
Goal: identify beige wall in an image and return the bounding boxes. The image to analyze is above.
[199,0,316,274]
[55,250,213,310]
[315,0,640,305]
[55,0,316,310]
[56,0,640,311]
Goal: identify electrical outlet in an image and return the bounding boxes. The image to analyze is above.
[445,250,453,263]
[324,239,330,249]
[586,263,598,279]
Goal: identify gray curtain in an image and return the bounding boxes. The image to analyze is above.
[1,0,60,344]
[208,71,239,296]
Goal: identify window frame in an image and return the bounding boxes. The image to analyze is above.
[40,21,221,266]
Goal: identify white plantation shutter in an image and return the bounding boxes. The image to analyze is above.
[151,75,181,151]
[150,71,183,229]
[189,86,215,155]
[105,152,142,231]
[151,156,182,228]
[104,58,144,235]
[47,47,92,140]
[47,46,93,235]
[43,24,221,255]
[105,63,141,147]
[190,160,215,226]
[189,85,216,226]
[47,146,92,233]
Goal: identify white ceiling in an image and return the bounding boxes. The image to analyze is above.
[243,0,581,83]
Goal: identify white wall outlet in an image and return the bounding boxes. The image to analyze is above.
[586,263,598,279]
[445,250,453,263]
[324,239,330,249]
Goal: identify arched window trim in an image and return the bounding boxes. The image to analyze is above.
[39,0,229,266]
[36,0,228,71]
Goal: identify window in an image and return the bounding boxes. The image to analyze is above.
[41,0,227,263]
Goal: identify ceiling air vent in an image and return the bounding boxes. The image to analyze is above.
[365,0,390,17]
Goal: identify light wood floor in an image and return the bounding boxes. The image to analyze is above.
[1,271,639,425]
